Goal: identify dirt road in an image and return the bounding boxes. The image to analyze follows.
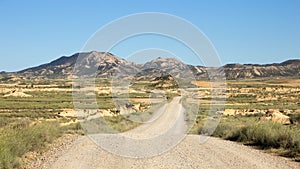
[47,135,299,169]
[45,97,299,169]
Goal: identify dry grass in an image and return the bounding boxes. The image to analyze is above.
[0,120,62,169]
[213,116,300,161]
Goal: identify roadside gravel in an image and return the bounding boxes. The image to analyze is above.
[22,134,79,169]
[45,135,299,169]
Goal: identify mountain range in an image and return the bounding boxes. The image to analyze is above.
[0,51,299,80]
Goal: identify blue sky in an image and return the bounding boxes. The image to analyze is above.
[0,0,299,71]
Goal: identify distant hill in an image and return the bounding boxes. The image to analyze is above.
[223,59,300,79]
[0,51,299,80]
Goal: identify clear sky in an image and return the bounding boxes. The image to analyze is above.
[0,0,299,71]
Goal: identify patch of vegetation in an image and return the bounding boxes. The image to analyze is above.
[0,91,73,110]
[80,115,139,134]
[0,117,83,169]
[0,120,62,169]
[197,115,300,161]
[124,102,165,123]
[104,115,139,132]
[80,102,164,134]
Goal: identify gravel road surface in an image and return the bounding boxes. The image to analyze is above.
[46,135,299,169]
[42,97,299,169]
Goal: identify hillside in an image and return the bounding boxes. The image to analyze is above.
[223,59,300,79]
[0,51,299,80]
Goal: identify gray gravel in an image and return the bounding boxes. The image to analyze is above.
[46,135,299,169]
[23,134,79,169]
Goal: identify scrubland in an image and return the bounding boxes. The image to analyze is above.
[0,77,299,168]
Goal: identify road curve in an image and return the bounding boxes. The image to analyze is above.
[84,96,187,158]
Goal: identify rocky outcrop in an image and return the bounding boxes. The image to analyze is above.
[222,109,265,116]
[3,89,32,97]
[269,112,291,125]
[222,109,292,125]
[260,111,291,125]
